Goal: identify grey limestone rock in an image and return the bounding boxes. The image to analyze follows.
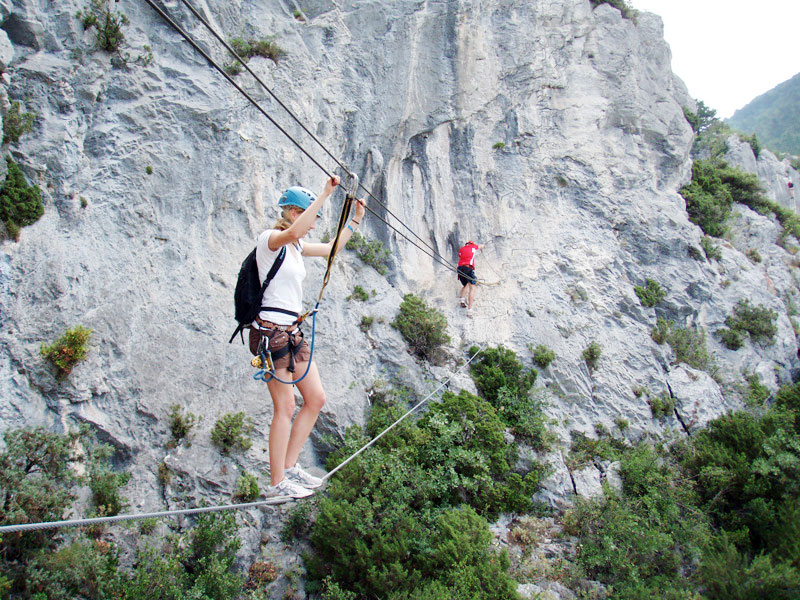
[1,0,799,585]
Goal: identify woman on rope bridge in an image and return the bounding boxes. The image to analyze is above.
[251,175,366,499]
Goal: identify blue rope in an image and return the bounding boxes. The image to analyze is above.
[253,304,318,385]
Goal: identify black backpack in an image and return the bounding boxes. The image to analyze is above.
[229,245,286,343]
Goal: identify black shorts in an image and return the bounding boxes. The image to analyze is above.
[457,265,476,286]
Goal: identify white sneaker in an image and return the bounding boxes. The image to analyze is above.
[459,297,468,307]
[264,478,314,500]
[466,308,474,318]
[286,464,324,489]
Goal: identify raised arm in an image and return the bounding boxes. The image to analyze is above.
[303,196,367,258]
[268,176,340,251]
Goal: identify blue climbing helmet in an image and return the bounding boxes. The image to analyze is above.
[278,186,321,217]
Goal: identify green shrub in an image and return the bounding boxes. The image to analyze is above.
[566,429,627,470]
[145,165,153,175]
[3,101,35,144]
[680,160,734,237]
[529,344,555,369]
[345,231,391,274]
[85,442,130,517]
[701,534,800,600]
[745,373,770,407]
[359,315,374,332]
[724,299,778,346]
[614,417,629,431]
[124,511,244,599]
[347,285,369,302]
[280,501,314,542]
[739,132,761,158]
[582,341,602,370]
[77,0,129,53]
[651,317,672,344]
[651,319,712,371]
[492,142,506,149]
[469,345,537,404]
[233,472,259,501]
[392,294,450,362]
[680,402,800,557]
[167,403,201,448]
[229,36,286,64]
[0,427,129,594]
[634,278,667,307]
[224,61,243,76]
[564,444,709,598]
[717,326,745,350]
[211,412,254,455]
[701,235,722,261]
[40,325,92,379]
[1,156,43,239]
[293,10,306,21]
[308,388,545,598]
[648,393,675,418]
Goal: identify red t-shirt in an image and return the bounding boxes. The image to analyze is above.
[458,242,479,267]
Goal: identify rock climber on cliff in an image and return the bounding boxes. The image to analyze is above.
[457,240,484,317]
[251,176,367,499]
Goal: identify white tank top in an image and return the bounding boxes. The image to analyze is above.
[254,229,306,326]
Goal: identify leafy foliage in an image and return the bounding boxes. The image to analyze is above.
[167,403,201,449]
[530,344,555,369]
[564,445,709,599]
[233,472,259,501]
[308,388,548,598]
[469,345,537,404]
[230,36,286,64]
[392,294,450,362]
[648,394,676,418]
[345,231,391,274]
[582,341,602,370]
[680,160,734,236]
[40,325,92,379]
[77,0,129,53]
[701,235,722,261]
[651,319,712,371]
[3,101,35,144]
[1,157,43,239]
[347,285,369,302]
[634,278,667,307]
[211,412,254,455]
[724,299,778,346]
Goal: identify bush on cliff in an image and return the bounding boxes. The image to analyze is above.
[307,388,548,598]
[392,294,450,362]
[1,157,43,240]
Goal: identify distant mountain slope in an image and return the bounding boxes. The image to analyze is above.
[727,72,800,155]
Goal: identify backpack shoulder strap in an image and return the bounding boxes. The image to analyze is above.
[261,245,286,293]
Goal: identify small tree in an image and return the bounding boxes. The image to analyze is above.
[392,294,450,362]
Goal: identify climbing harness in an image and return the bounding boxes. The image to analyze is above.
[0,345,486,533]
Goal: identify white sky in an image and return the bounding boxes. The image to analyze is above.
[629,0,800,118]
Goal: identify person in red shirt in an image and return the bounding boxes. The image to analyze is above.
[457,241,484,316]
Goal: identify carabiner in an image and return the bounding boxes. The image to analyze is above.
[344,171,359,201]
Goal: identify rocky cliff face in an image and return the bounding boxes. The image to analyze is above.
[2,0,800,573]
